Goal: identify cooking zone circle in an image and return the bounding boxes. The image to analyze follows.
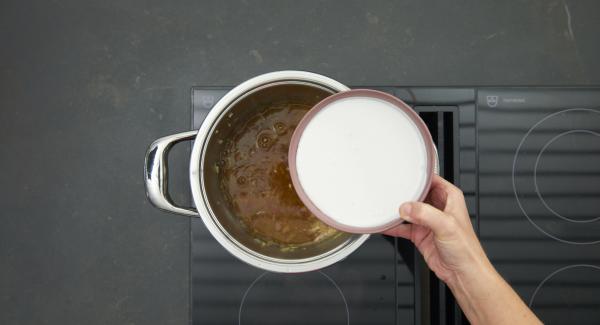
[529,264,600,323]
[238,271,349,325]
[512,108,600,244]
[533,130,600,223]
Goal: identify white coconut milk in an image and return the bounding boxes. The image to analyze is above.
[295,96,428,229]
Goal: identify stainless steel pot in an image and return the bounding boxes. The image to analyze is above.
[144,71,370,273]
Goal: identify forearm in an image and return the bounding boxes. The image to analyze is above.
[447,262,542,325]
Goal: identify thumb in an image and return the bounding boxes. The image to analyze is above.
[400,202,455,239]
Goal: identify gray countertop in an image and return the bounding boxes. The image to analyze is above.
[1,1,599,324]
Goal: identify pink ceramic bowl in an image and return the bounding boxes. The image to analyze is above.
[288,89,437,234]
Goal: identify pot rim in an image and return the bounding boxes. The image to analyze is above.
[189,71,370,273]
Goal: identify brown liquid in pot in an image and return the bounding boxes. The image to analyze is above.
[218,103,340,246]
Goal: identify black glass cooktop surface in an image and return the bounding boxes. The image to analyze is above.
[190,86,600,325]
[478,88,600,324]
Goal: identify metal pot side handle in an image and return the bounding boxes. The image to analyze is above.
[144,131,198,216]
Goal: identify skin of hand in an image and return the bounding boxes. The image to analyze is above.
[384,174,542,325]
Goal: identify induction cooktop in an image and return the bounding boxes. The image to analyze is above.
[190,86,600,325]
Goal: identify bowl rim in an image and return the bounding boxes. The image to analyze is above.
[288,88,436,234]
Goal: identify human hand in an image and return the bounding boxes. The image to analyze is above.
[385,175,541,324]
[384,174,492,286]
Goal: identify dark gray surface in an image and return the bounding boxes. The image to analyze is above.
[477,89,600,324]
[1,0,599,324]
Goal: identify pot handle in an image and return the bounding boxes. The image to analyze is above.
[144,131,198,216]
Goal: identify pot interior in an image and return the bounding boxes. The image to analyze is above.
[201,82,357,260]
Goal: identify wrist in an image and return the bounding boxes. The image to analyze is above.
[446,247,498,290]
[448,257,500,294]
[447,260,541,325]
[447,259,519,324]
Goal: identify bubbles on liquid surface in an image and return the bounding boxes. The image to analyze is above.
[257,131,274,150]
[273,122,287,135]
[216,103,341,246]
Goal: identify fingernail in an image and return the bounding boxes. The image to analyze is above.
[400,203,412,220]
